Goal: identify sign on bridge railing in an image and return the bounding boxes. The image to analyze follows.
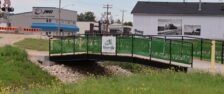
[102,36,116,53]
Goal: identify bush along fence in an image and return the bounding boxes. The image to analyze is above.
[49,34,196,67]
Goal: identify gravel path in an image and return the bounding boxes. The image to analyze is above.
[190,59,224,75]
[0,33,44,47]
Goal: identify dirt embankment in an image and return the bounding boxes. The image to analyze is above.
[27,50,132,83]
[30,57,132,83]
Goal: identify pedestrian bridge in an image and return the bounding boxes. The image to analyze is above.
[49,34,224,71]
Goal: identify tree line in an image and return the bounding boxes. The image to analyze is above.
[78,11,132,26]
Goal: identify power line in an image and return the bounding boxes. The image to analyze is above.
[103,4,112,33]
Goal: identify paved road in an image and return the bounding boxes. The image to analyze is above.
[0,33,43,47]
[192,59,224,75]
[0,33,49,55]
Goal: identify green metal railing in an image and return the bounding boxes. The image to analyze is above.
[183,36,224,64]
[49,34,197,67]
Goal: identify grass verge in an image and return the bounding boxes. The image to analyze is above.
[0,46,57,88]
[23,71,224,94]
[14,38,49,51]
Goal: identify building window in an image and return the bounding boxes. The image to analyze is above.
[46,19,52,23]
[49,19,52,23]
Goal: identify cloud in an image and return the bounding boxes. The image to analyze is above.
[9,0,41,13]
[11,0,38,5]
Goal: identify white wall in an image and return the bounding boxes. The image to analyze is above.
[133,14,224,40]
[9,12,33,28]
[9,7,78,29]
[32,7,77,24]
[76,21,97,34]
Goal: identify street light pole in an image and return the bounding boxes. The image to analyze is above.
[58,0,62,36]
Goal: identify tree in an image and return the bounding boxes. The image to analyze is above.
[78,11,96,22]
[123,22,133,26]
[116,19,121,24]
[78,13,85,21]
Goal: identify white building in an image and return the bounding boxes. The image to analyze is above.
[76,21,97,34]
[132,1,224,39]
[9,7,79,35]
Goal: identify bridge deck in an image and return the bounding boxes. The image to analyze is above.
[50,52,191,71]
[49,53,224,74]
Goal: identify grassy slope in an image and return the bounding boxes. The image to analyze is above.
[25,71,224,94]
[14,38,49,51]
[0,46,56,87]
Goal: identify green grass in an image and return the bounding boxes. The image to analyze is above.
[13,62,224,94]
[23,71,224,94]
[14,38,49,51]
[0,46,57,87]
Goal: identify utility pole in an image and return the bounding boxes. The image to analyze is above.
[121,10,126,33]
[121,10,126,25]
[103,4,112,33]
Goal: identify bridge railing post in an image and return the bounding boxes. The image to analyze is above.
[191,42,194,68]
[200,38,203,60]
[169,39,172,66]
[61,36,64,56]
[222,41,224,64]
[101,34,103,56]
[148,36,150,61]
[60,36,62,56]
[149,36,152,61]
[49,37,51,57]
[132,34,134,63]
[165,36,167,42]
[87,34,89,59]
[116,34,118,56]
[181,36,184,57]
[73,35,76,55]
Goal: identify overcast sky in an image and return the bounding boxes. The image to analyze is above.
[11,0,224,21]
